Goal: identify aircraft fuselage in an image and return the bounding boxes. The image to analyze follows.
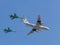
[34,25,49,30]
[25,23,49,30]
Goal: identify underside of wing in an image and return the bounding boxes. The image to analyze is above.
[27,28,36,35]
[36,15,42,25]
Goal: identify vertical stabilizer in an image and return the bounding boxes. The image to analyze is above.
[21,16,29,23]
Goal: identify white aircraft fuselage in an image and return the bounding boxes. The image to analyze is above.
[24,22,49,31]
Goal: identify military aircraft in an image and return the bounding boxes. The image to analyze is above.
[10,13,19,20]
[21,15,49,35]
[4,27,16,33]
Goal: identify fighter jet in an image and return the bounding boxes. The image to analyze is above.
[21,15,49,35]
[4,27,16,33]
[10,13,19,20]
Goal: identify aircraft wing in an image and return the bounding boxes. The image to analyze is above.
[27,28,36,35]
[36,15,42,25]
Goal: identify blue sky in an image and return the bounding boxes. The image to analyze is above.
[0,0,60,45]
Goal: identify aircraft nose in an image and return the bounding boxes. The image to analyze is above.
[46,27,49,30]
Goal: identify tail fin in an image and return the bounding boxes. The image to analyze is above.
[21,16,29,23]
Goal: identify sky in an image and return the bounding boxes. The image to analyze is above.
[0,0,60,45]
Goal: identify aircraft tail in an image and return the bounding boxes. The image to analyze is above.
[21,16,29,23]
